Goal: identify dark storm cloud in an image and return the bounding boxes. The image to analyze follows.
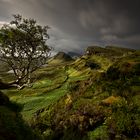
[0,0,140,52]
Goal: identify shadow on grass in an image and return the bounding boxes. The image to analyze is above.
[0,91,42,140]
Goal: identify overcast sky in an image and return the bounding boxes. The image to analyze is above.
[0,0,140,53]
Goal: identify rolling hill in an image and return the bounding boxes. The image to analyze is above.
[48,52,73,65]
[0,46,140,140]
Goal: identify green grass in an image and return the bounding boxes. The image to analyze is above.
[21,85,67,120]
[1,50,140,140]
[32,79,53,89]
[3,86,68,121]
[89,55,112,71]
[0,55,105,122]
[29,52,140,139]
[3,71,89,121]
[1,62,89,121]
[2,65,70,121]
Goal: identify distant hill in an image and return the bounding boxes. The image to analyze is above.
[86,46,108,55]
[105,45,136,54]
[86,45,136,58]
[67,51,81,58]
[53,52,73,60]
[48,51,73,64]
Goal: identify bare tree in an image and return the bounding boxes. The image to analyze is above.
[0,14,52,88]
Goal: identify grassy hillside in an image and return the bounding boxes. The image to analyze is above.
[29,51,140,140]
[0,47,140,140]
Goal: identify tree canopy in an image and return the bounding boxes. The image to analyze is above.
[0,14,51,88]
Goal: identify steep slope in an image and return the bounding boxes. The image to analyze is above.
[1,46,139,140]
[31,51,140,140]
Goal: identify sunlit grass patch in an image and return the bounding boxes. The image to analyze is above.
[33,79,53,89]
[67,67,81,76]
[20,85,68,120]
[4,84,68,121]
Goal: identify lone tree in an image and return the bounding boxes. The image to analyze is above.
[0,14,51,88]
